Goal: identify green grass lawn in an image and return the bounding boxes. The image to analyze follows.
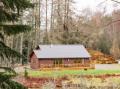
[27,69,120,78]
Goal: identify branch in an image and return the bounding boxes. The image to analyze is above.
[111,0,120,3]
[0,41,26,62]
[97,0,107,6]
[0,67,16,75]
[0,25,31,35]
[104,19,120,27]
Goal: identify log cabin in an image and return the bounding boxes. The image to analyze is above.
[30,45,93,70]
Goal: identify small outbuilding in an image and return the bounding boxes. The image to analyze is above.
[30,45,92,69]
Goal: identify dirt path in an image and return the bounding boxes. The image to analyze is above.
[14,65,30,73]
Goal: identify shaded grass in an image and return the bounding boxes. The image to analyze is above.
[27,69,120,78]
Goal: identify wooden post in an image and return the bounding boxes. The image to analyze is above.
[82,59,85,66]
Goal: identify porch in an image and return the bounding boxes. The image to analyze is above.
[39,63,95,70]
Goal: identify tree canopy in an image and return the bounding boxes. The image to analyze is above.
[0,0,33,63]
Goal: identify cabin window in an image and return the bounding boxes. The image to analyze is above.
[54,59,62,64]
[74,59,82,63]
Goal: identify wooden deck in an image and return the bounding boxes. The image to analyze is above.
[39,63,95,71]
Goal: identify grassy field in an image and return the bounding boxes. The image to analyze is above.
[27,69,120,78]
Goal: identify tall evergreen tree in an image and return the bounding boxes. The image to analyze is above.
[0,0,33,89]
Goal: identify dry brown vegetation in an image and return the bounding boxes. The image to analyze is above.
[17,75,120,89]
[88,49,117,64]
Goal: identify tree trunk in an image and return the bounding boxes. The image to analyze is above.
[50,0,54,43]
[20,33,23,64]
[45,0,49,43]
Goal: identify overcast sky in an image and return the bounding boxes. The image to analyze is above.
[74,0,120,14]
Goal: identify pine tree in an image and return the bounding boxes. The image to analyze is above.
[0,0,33,89]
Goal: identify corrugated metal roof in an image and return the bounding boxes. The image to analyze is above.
[34,45,91,58]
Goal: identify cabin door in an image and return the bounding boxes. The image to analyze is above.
[54,59,62,67]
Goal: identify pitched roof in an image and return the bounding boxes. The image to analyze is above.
[34,45,91,58]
